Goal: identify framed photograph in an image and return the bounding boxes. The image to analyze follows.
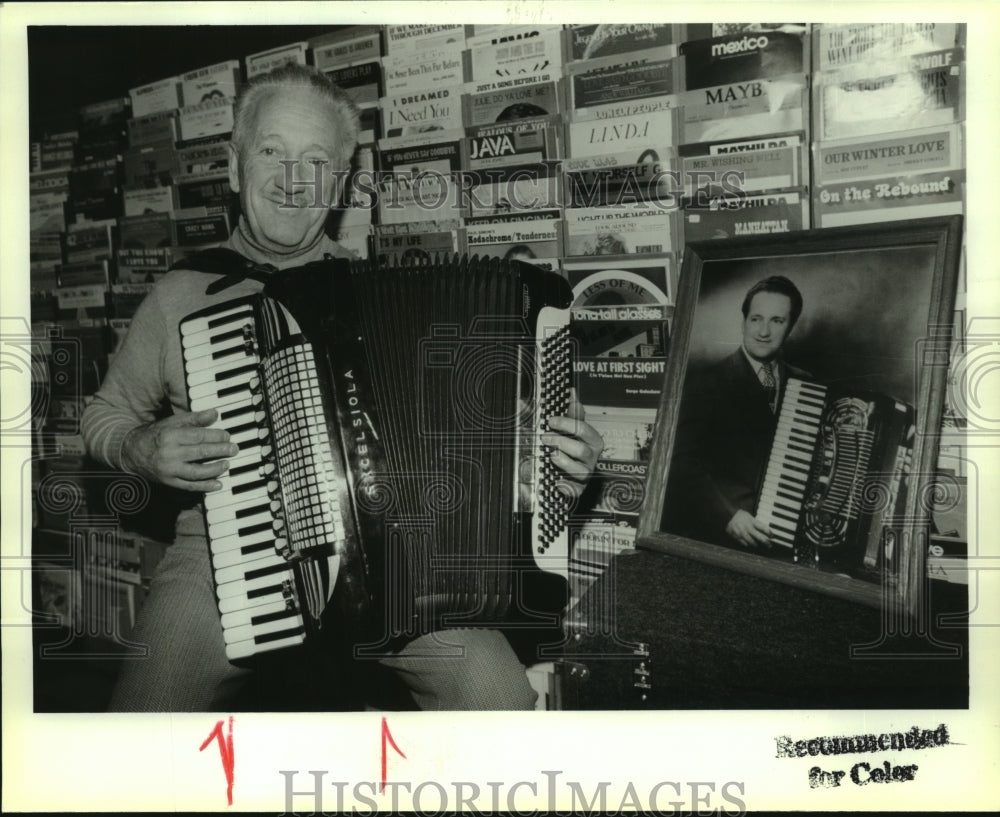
[637,216,963,614]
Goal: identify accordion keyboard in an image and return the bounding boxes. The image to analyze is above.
[756,378,828,551]
[181,299,311,660]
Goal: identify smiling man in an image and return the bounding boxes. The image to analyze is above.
[81,64,602,711]
[665,275,808,549]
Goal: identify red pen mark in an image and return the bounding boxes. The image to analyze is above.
[200,715,235,806]
[380,716,406,793]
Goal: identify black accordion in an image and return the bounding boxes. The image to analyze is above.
[755,377,915,571]
[180,256,574,662]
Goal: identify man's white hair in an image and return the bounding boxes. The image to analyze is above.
[231,62,361,168]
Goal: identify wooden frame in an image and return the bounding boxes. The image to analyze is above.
[637,216,963,615]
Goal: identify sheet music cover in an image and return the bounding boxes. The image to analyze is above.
[565,254,673,306]
[568,92,679,124]
[813,124,964,185]
[380,87,463,138]
[564,204,679,256]
[117,212,174,249]
[244,41,308,79]
[384,23,466,55]
[382,48,466,95]
[179,60,240,106]
[128,76,181,118]
[127,110,178,147]
[567,108,678,160]
[310,26,382,71]
[680,72,807,142]
[463,209,562,270]
[567,48,677,116]
[464,80,561,126]
[323,60,383,107]
[122,185,175,216]
[373,228,460,266]
[466,28,563,84]
[813,168,965,227]
[467,114,562,176]
[176,97,234,143]
[817,60,965,141]
[679,133,804,195]
[377,134,466,224]
[813,22,964,71]
[681,30,807,90]
[682,189,810,240]
[566,23,680,61]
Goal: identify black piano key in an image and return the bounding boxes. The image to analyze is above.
[240,540,276,558]
[238,520,272,536]
[215,363,258,383]
[207,311,252,330]
[251,607,299,626]
[255,626,306,646]
[247,579,286,599]
[233,479,267,496]
[218,381,252,399]
[229,460,260,477]
[246,561,294,581]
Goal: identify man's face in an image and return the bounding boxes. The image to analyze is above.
[742,291,793,363]
[228,87,347,257]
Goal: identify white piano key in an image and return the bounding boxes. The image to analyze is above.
[185,345,255,373]
[187,361,258,389]
[209,525,275,555]
[190,385,255,414]
[218,586,290,615]
[215,549,289,583]
[189,369,256,401]
[181,307,254,338]
[223,606,302,644]
[221,597,296,630]
[216,568,294,601]
[182,325,254,355]
[226,631,304,662]
[204,490,270,520]
[212,539,279,568]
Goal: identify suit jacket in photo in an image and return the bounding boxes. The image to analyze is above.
[664,348,810,545]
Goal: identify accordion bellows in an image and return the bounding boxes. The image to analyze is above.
[180,255,574,662]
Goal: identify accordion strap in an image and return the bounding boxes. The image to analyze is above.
[173,247,346,295]
[170,247,278,295]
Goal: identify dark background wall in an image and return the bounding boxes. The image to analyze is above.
[28,25,348,138]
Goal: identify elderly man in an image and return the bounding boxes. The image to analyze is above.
[82,64,602,711]
[665,275,809,549]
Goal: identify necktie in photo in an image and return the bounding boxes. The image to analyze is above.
[760,362,777,413]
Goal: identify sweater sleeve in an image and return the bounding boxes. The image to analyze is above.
[81,285,170,470]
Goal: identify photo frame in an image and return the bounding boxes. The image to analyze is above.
[637,216,963,615]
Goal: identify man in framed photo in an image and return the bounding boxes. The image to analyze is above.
[666,275,809,549]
